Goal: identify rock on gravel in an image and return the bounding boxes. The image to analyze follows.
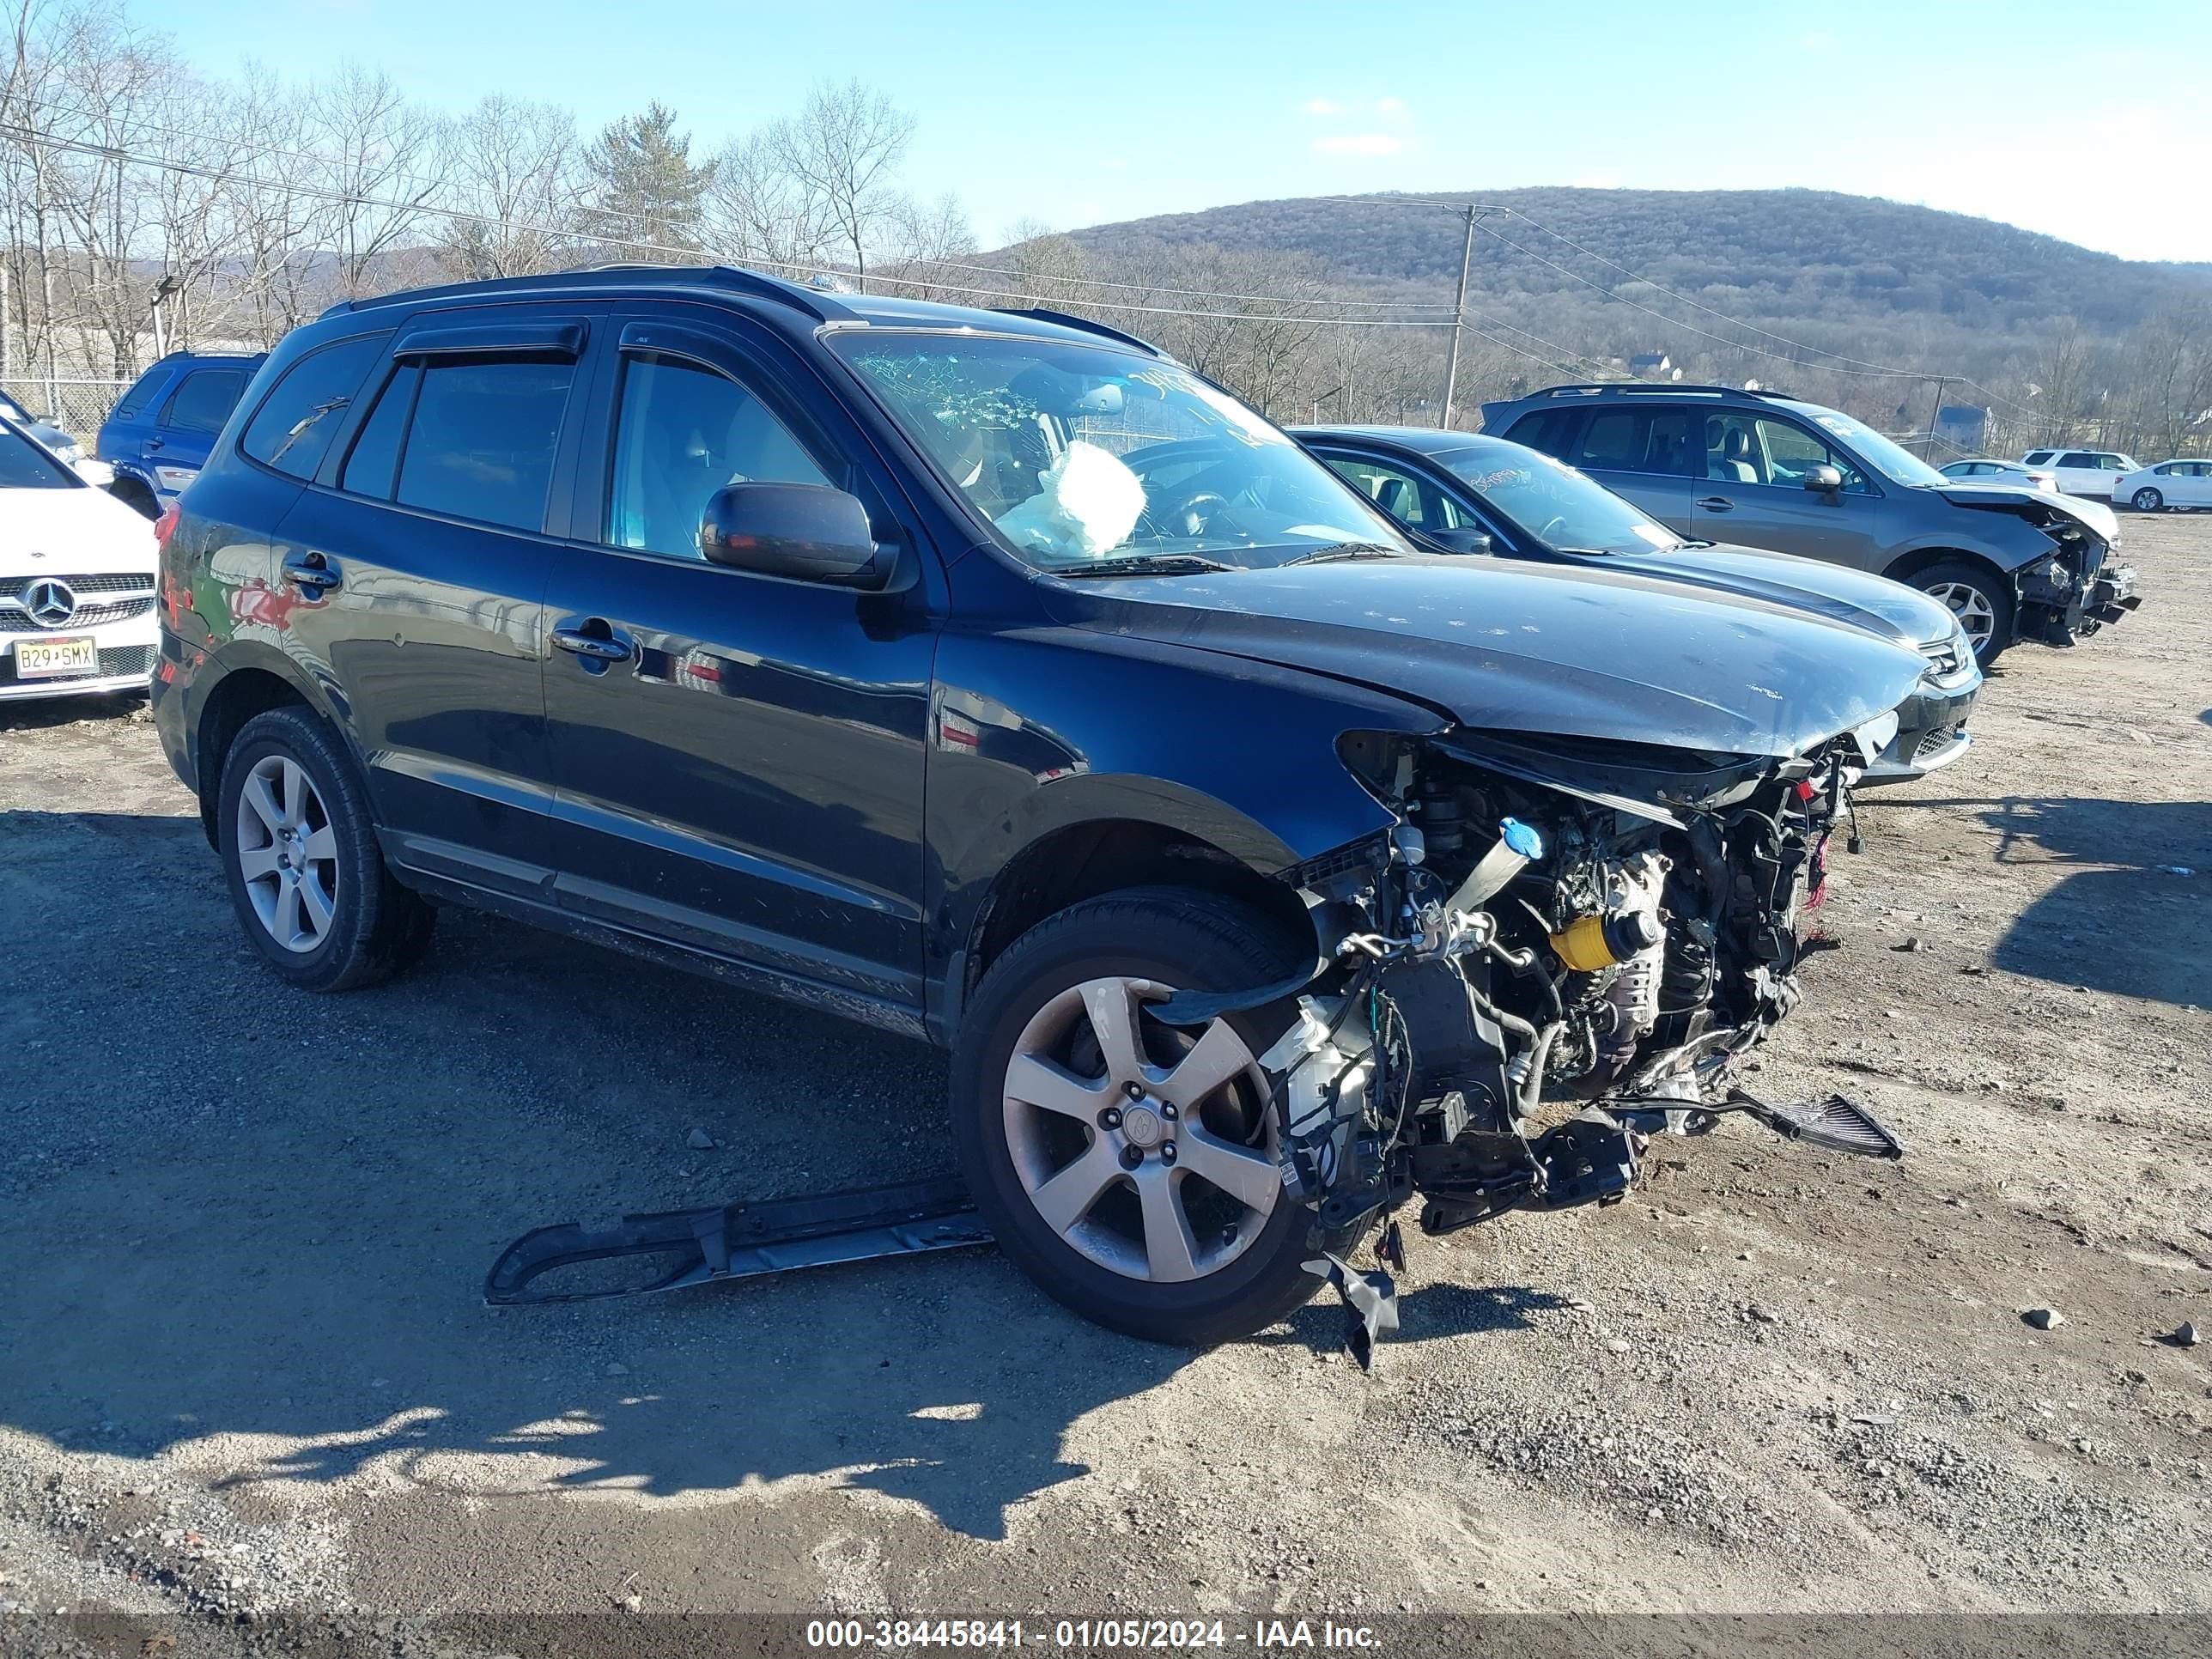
[2024,1308,2067,1331]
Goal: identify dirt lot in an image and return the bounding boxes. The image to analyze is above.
[2,515,2209,1631]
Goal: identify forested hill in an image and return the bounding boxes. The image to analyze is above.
[1065,188,2203,342]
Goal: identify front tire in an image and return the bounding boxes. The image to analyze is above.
[216,707,434,991]
[2132,487,2164,513]
[951,890,1334,1347]
[1912,558,2014,668]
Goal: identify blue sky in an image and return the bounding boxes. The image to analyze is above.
[137,0,2212,262]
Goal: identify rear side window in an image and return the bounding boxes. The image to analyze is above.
[340,363,419,498]
[161,368,250,434]
[393,357,574,532]
[1573,409,1695,476]
[241,337,388,480]
[110,366,168,422]
[2057,451,2097,467]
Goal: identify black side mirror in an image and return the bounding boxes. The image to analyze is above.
[1424,526,1494,556]
[1802,464,1844,494]
[701,483,884,586]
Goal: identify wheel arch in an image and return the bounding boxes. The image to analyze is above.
[188,648,348,848]
[940,811,1318,1045]
[1881,544,2011,589]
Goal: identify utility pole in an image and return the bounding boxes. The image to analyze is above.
[1923,374,1948,460]
[1441,203,1478,430]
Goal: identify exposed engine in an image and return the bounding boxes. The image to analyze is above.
[1187,724,1906,1280]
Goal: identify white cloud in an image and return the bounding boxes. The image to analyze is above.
[1311,132,1406,157]
[1376,95,1408,117]
[1300,97,1344,117]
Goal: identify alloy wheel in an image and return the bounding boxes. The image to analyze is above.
[234,754,340,953]
[1000,976,1281,1284]
[2134,489,2162,512]
[1924,580,1997,653]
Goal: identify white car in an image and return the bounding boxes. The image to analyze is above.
[1940,457,2057,490]
[2021,447,2141,497]
[0,416,160,702]
[2113,458,2212,513]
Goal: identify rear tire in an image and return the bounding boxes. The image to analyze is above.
[951,888,1341,1347]
[216,708,434,992]
[2132,487,2163,513]
[1911,558,2014,668]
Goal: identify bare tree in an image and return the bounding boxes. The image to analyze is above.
[875,191,975,301]
[307,62,440,300]
[766,79,915,291]
[438,94,578,279]
[701,127,835,272]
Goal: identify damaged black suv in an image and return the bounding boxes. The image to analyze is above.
[155,267,1927,1346]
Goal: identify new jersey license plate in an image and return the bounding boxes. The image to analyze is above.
[13,635,98,678]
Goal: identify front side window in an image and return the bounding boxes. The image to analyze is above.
[0,422,77,488]
[605,354,832,560]
[391,357,574,532]
[832,331,1402,570]
[241,337,386,480]
[163,368,249,434]
[1321,455,1466,529]
[1438,442,1682,556]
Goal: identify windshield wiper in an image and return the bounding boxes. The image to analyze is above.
[1280,541,1402,566]
[1053,554,1237,579]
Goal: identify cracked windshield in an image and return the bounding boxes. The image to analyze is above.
[834,332,1407,570]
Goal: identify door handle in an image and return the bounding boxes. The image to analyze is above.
[145,436,165,451]
[281,550,342,593]
[1696,496,1735,512]
[550,620,634,665]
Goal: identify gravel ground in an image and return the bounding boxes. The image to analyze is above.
[2,514,2208,1630]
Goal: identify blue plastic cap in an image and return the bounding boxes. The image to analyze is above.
[1499,817,1545,860]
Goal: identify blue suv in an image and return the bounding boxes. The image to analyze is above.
[97,351,264,518]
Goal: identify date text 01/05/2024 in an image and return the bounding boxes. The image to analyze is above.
[803,1619,1384,1650]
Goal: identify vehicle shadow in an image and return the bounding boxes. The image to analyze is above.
[1874,793,2210,1006]
[0,807,1554,1544]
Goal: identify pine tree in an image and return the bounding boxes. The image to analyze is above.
[583,102,714,254]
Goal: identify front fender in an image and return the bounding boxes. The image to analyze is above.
[925,625,1437,991]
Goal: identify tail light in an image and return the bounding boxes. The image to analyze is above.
[154,502,179,550]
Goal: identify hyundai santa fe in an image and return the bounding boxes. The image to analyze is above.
[155,266,1928,1346]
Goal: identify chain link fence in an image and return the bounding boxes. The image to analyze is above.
[1,378,131,441]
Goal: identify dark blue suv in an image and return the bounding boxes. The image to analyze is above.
[152,265,1926,1346]
[97,350,264,517]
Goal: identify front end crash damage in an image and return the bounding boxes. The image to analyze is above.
[1944,489,2144,643]
[1161,721,1907,1357]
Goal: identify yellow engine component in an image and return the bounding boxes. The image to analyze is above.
[1549,914,1620,973]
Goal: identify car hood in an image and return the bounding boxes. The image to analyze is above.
[1045,556,1928,759]
[0,486,156,577]
[1590,541,1954,647]
[1930,481,2120,542]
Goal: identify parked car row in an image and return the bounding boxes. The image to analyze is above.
[0,264,2157,1346]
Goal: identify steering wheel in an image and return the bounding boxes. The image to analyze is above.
[1534,514,1570,543]
[1138,488,1251,543]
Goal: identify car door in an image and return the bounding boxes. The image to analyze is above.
[1561,404,1698,530]
[2051,451,2102,495]
[150,365,251,498]
[270,309,593,896]
[1689,411,1886,568]
[538,307,939,1014]
[2174,462,2212,507]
